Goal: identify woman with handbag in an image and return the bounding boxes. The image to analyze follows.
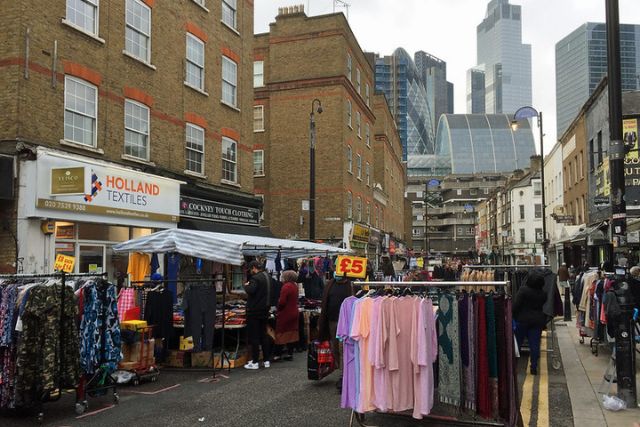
[274,270,300,361]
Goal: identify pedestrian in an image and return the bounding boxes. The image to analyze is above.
[299,264,324,300]
[318,275,353,392]
[557,262,569,291]
[512,271,547,375]
[381,256,395,281]
[274,270,300,361]
[628,266,640,312]
[244,260,273,370]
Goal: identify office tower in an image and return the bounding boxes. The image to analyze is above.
[415,51,454,129]
[467,67,486,114]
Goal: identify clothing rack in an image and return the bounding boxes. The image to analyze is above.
[463,265,550,269]
[0,272,107,422]
[346,279,515,427]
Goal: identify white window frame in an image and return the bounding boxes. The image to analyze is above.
[65,0,99,36]
[365,123,370,146]
[347,192,353,219]
[366,162,370,186]
[347,146,353,173]
[222,136,238,183]
[347,100,352,128]
[64,76,98,148]
[125,0,152,63]
[253,149,265,177]
[534,203,542,219]
[347,54,352,81]
[254,61,264,88]
[365,83,370,106]
[222,55,238,108]
[124,99,150,161]
[253,105,264,132]
[356,68,361,94]
[185,123,205,175]
[356,111,361,137]
[366,203,371,225]
[185,33,205,92]
[192,0,207,9]
[356,154,362,179]
[221,0,237,30]
[356,197,362,222]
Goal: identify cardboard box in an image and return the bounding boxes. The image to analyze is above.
[121,320,148,331]
[191,351,214,368]
[118,361,137,370]
[165,350,190,368]
[121,339,154,363]
[179,336,194,351]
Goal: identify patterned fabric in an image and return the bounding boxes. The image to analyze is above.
[495,295,509,421]
[80,282,122,374]
[461,293,476,410]
[0,284,18,409]
[476,294,490,418]
[486,295,499,418]
[437,293,460,406]
[0,285,17,346]
[15,285,80,407]
[117,288,136,322]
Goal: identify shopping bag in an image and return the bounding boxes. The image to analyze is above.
[307,340,335,380]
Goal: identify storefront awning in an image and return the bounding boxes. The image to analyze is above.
[179,218,274,238]
[113,228,352,266]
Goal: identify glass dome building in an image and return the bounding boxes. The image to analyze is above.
[434,114,536,174]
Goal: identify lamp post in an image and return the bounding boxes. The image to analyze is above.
[512,106,547,264]
[309,99,323,241]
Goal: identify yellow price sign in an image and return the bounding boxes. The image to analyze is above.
[335,256,368,279]
[54,254,76,273]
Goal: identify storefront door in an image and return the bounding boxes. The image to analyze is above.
[78,244,105,274]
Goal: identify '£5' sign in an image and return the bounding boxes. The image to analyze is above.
[335,256,368,279]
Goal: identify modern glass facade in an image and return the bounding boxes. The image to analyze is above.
[470,0,532,114]
[467,68,486,114]
[555,23,640,137]
[435,114,536,174]
[415,51,454,130]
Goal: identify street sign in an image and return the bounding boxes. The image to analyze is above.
[594,196,610,206]
[54,254,75,273]
[335,256,368,279]
[427,179,440,188]
[554,215,575,224]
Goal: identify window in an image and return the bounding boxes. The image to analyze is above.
[597,130,603,165]
[253,105,264,132]
[347,146,352,173]
[256,194,265,221]
[221,0,237,30]
[193,0,206,7]
[124,100,150,160]
[484,188,490,195]
[185,34,205,91]
[356,112,361,137]
[533,181,541,196]
[365,83,370,106]
[347,100,352,128]
[64,76,97,147]
[520,229,525,243]
[534,203,542,219]
[573,157,577,184]
[253,150,264,176]
[347,192,353,219]
[366,203,371,225]
[125,0,151,62]
[356,68,361,94]
[535,228,543,243]
[578,151,584,179]
[347,54,352,81]
[456,189,462,196]
[222,56,237,107]
[589,139,595,171]
[470,188,478,196]
[222,137,237,183]
[412,228,421,237]
[366,162,370,186]
[356,154,362,179]
[253,61,264,88]
[356,197,362,222]
[365,123,370,146]
[375,207,379,228]
[66,0,99,35]
[519,204,525,220]
[185,123,205,175]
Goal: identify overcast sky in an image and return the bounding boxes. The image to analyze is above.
[254,0,640,154]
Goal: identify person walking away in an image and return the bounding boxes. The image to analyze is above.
[512,271,547,375]
[557,262,570,292]
[244,260,273,370]
[274,270,300,361]
[318,276,352,391]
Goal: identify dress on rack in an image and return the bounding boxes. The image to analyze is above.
[437,293,460,406]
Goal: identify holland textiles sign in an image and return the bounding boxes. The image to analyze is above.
[180,196,259,226]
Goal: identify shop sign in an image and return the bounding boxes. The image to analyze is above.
[335,256,368,279]
[180,196,259,226]
[350,241,367,250]
[34,150,181,224]
[54,254,75,273]
[351,223,370,243]
[628,231,640,244]
[593,196,610,206]
[554,215,575,224]
[624,116,640,209]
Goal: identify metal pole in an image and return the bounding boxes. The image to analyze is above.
[309,111,316,241]
[539,112,548,265]
[606,0,635,408]
[424,182,428,256]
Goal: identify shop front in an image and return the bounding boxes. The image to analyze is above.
[17,147,182,280]
[348,222,370,257]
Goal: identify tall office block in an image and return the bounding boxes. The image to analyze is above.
[415,51,454,129]
[556,23,640,137]
[467,67,486,114]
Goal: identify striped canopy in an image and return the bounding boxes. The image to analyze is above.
[112,228,351,266]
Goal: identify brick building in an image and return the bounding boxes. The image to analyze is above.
[253,7,407,261]
[0,0,260,275]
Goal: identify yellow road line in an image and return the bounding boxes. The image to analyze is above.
[521,354,534,426]
[538,338,549,427]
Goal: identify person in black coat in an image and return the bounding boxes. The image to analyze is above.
[243,260,273,369]
[513,271,547,375]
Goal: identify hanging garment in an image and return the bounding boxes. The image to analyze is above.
[351,297,375,413]
[337,296,358,409]
[373,297,398,412]
[182,287,216,351]
[367,297,386,411]
[128,252,151,282]
[476,294,491,418]
[460,292,476,410]
[486,295,499,418]
[0,284,18,409]
[144,289,174,344]
[79,281,122,374]
[15,285,80,407]
[494,295,509,421]
[167,252,180,304]
[117,288,136,322]
[437,293,461,406]
[0,284,17,346]
[411,298,438,419]
[505,297,520,427]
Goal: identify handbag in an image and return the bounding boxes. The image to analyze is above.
[307,340,335,380]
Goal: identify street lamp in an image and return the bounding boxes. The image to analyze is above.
[309,98,323,241]
[511,106,547,265]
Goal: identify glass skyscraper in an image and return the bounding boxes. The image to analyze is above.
[467,0,532,114]
[555,23,640,138]
[435,114,536,174]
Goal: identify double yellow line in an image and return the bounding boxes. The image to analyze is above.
[521,334,550,426]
